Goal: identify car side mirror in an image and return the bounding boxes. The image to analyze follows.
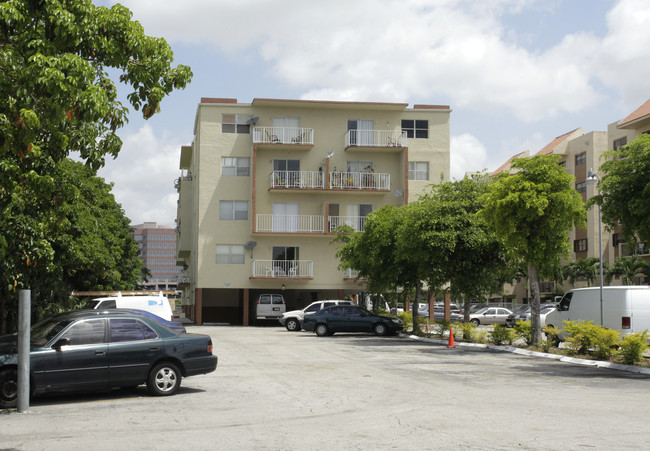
[52,338,70,349]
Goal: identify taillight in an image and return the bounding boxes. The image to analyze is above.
[207,343,213,353]
[622,317,631,329]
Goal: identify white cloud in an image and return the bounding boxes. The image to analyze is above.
[450,134,489,180]
[97,124,181,226]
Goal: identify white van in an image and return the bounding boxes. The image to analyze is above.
[256,294,286,321]
[84,292,174,321]
[544,286,650,341]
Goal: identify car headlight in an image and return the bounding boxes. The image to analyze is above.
[392,318,403,324]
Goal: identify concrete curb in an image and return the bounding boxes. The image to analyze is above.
[404,334,650,375]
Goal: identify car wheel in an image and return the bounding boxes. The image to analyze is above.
[315,323,329,337]
[147,362,181,396]
[285,318,301,332]
[471,319,480,327]
[0,368,18,409]
[373,323,388,336]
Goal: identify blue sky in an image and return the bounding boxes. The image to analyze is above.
[97,0,650,226]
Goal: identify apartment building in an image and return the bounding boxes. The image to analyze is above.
[131,222,180,291]
[176,98,451,325]
[491,97,650,302]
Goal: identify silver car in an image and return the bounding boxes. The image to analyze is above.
[468,307,513,326]
[279,300,354,331]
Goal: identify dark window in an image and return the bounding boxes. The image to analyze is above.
[222,114,251,134]
[305,303,321,313]
[575,182,587,193]
[97,300,116,309]
[345,306,362,317]
[574,239,588,252]
[575,152,586,165]
[613,137,627,151]
[401,119,429,139]
[323,302,335,308]
[110,319,157,342]
[558,292,572,311]
[259,295,271,305]
[272,295,284,305]
[61,319,106,346]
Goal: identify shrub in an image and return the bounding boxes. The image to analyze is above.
[513,320,533,346]
[398,312,412,331]
[618,331,648,365]
[563,320,620,359]
[431,319,451,339]
[457,321,476,342]
[489,324,515,346]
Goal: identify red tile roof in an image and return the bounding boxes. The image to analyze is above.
[490,150,529,176]
[618,98,650,127]
[535,128,581,156]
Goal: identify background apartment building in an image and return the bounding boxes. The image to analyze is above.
[131,222,180,291]
[491,97,650,303]
[176,98,451,325]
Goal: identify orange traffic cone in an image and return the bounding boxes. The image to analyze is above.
[447,325,455,348]
[425,323,429,333]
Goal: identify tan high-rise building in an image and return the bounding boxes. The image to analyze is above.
[131,222,180,291]
[176,98,451,325]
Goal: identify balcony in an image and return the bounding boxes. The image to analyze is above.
[345,130,407,148]
[270,170,324,189]
[256,214,325,233]
[329,171,390,191]
[251,260,314,278]
[253,127,314,146]
[329,216,366,233]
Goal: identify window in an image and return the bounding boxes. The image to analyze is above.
[574,239,588,252]
[575,152,586,165]
[613,137,628,150]
[222,157,250,176]
[347,119,374,146]
[612,233,625,247]
[220,201,248,220]
[408,161,429,180]
[401,119,429,139]
[222,114,251,134]
[110,319,157,342]
[216,245,245,264]
[61,319,106,346]
[575,181,587,193]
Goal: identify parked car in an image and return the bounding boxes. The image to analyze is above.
[505,304,558,328]
[279,300,354,331]
[256,294,286,323]
[302,305,404,337]
[0,310,218,408]
[468,307,513,326]
[417,305,463,322]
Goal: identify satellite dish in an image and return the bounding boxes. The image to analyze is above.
[244,241,257,249]
[394,189,403,198]
[246,116,259,125]
[326,151,335,159]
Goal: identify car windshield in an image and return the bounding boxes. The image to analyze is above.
[30,318,73,346]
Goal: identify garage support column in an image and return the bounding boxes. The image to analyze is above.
[243,289,249,326]
[195,288,203,326]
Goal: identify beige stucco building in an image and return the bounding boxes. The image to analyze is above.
[175,98,451,325]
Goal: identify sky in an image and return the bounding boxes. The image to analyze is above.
[96,0,650,227]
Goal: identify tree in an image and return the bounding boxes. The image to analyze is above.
[479,155,587,344]
[563,257,601,287]
[416,175,511,320]
[606,255,649,285]
[593,134,650,245]
[0,0,192,331]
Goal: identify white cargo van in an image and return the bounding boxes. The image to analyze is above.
[255,294,286,322]
[544,286,650,340]
[84,292,174,321]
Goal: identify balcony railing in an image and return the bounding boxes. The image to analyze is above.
[344,268,360,279]
[330,172,390,190]
[270,170,324,189]
[252,260,314,278]
[256,214,325,233]
[329,216,366,232]
[345,130,407,147]
[253,127,314,145]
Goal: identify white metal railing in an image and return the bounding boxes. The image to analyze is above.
[252,260,314,278]
[253,127,314,145]
[270,170,324,189]
[344,268,360,279]
[329,172,390,190]
[329,216,367,232]
[345,130,407,147]
[256,214,325,233]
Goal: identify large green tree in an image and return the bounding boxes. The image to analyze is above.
[606,255,649,286]
[592,134,650,245]
[480,155,586,344]
[0,0,191,330]
[563,257,601,287]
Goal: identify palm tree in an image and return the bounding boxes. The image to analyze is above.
[606,255,650,285]
[563,257,601,287]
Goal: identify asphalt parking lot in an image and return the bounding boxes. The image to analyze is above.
[2,325,650,450]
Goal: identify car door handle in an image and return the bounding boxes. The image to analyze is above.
[149,346,160,351]
[95,351,105,356]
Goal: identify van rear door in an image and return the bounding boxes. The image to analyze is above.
[257,294,286,319]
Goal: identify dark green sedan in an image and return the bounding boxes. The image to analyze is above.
[302,305,404,337]
[0,310,217,408]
